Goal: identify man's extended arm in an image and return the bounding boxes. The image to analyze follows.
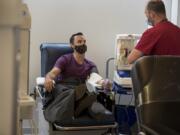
[44,67,61,92]
[127,49,143,64]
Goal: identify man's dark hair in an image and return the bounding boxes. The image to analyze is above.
[146,0,166,15]
[70,32,83,44]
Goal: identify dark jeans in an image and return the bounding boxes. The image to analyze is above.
[43,83,96,123]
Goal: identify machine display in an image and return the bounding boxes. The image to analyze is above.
[115,34,141,70]
[114,34,141,87]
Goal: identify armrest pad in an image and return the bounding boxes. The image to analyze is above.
[36,77,45,85]
[36,77,55,86]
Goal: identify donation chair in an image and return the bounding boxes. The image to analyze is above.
[131,56,180,135]
[35,43,118,135]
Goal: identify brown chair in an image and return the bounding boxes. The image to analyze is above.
[131,56,180,135]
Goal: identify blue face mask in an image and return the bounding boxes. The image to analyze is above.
[147,17,154,26]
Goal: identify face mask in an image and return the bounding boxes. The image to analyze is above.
[74,44,87,54]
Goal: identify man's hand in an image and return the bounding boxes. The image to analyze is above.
[44,76,55,92]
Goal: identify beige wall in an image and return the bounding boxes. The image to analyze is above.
[24,0,172,91]
[178,1,180,26]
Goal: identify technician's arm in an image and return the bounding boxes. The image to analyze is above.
[127,49,143,64]
[44,67,61,92]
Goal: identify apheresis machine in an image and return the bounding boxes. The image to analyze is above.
[113,34,141,134]
[114,34,141,88]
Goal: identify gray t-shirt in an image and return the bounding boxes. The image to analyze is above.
[54,53,97,82]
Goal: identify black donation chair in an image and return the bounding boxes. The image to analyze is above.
[35,43,118,135]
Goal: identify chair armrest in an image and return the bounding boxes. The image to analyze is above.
[35,77,46,100]
[35,77,56,109]
[35,86,44,100]
[36,77,55,86]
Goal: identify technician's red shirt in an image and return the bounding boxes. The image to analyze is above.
[136,20,180,55]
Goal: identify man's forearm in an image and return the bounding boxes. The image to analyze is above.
[127,49,143,64]
[45,67,61,80]
[46,72,56,80]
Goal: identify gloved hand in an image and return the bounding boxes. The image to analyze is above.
[97,79,112,91]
